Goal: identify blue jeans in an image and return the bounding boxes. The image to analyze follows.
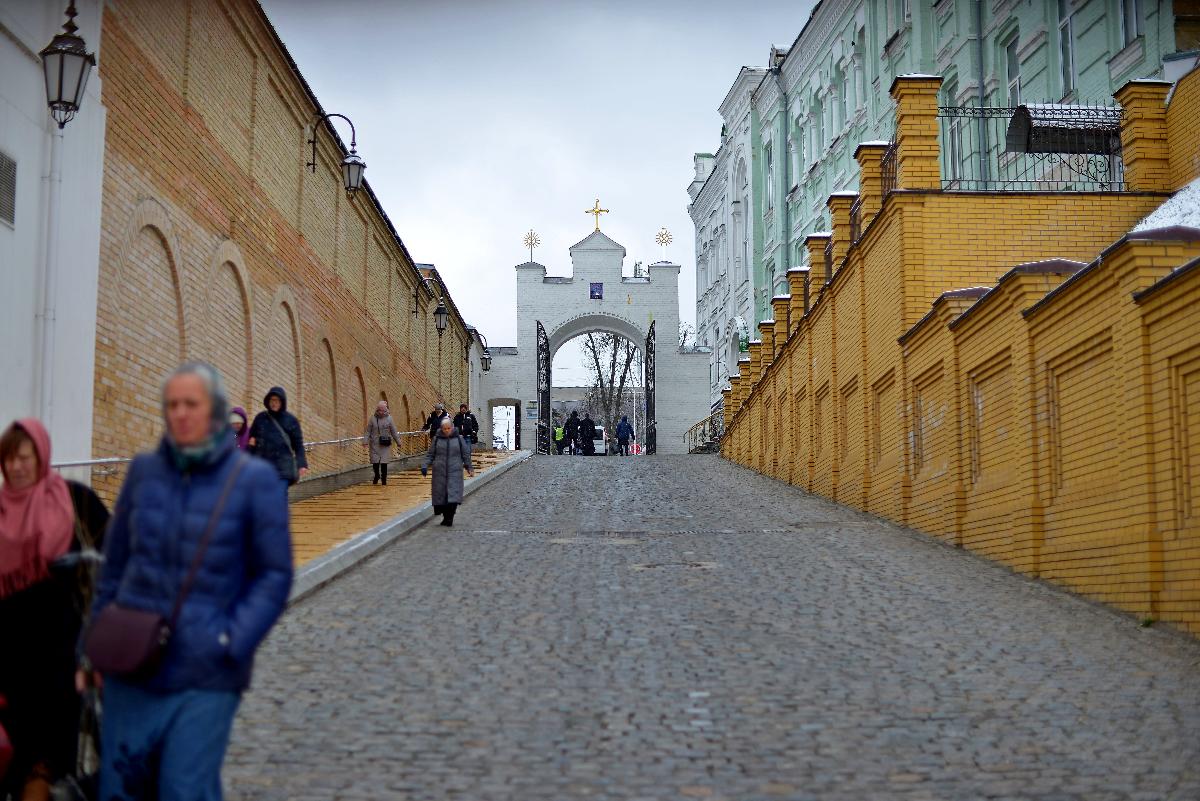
[100,678,241,801]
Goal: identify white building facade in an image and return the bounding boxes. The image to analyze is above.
[0,0,106,468]
[478,229,710,455]
[687,67,767,412]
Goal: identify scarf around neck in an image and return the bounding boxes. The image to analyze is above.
[0,419,75,598]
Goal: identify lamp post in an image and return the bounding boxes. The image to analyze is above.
[37,1,95,427]
[306,112,366,197]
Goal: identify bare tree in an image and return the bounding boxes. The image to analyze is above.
[678,322,696,349]
[580,332,639,433]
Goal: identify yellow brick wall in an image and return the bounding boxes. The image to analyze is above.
[93,0,469,496]
[1166,66,1200,189]
[725,75,1200,633]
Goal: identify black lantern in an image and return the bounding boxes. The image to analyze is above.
[341,150,366,196]
[40,2,95,129]
[481,349,493,372]
[434,299,449,336]
[308,113,365,198]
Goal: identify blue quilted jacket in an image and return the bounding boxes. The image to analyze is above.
[92,436,292,692]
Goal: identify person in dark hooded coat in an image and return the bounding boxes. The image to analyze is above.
[564,410,580,455]
[579,413,597,455]
[421,417,473,526]
[248,386,308,486]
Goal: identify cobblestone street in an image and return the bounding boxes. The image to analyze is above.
[225,455,1200,801]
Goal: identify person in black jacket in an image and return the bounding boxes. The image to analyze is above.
[579,413,597,456]
[425,403,449,440]
[248,386,308,487]
[564,411,580,455]
[452,404,479,444]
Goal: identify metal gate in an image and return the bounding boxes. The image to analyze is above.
[644,320,656,455]
[536,320,551,454]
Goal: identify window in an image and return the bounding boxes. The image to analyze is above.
[0,152,15,227]
[739,195,749,279]
[1005,34,1021,106]
[1058,0,1075,97]
[1120,0,1142,46]
[765,143,775,209]
[944,79,963,182]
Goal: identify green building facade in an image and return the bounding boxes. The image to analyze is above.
[748,0,1196,322]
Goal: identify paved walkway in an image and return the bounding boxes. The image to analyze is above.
[225,455,1200,801]
[289,450,512,565]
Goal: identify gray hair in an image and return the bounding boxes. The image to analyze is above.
[163,361,230,431]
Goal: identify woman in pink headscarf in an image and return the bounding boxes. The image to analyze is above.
[0,419,108,801]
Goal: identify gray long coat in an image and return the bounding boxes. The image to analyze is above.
[365,414,401,464]
[423,429,473,505]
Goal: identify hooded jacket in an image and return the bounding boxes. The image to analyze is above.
[249,387,307,484]
[93,435,292,692]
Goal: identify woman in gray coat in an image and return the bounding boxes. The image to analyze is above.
[366,401,401,485]
[421,417,473,526]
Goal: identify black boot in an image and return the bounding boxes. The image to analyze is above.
[381,463,388,485]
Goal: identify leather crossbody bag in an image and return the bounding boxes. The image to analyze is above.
[84,456,247,678]
[266,414,298,482]
[376,417,392,448]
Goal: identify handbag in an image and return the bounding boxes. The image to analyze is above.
[376,417,392,448]
[266,413,299,482]
[84,456,247,678]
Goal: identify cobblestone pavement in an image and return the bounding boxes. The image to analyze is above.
[225,455,1200,801]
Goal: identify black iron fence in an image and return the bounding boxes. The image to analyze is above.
[880,139,899,195]
[849,196,863,243]
[938,103,1124,191]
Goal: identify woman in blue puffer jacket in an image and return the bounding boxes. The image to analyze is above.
[83,362,292,801]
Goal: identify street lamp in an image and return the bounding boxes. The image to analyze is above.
[36,1,95,428]
[307,112,366,197]
[434,299,449,336]
[481,349,492,372]
[40,2,95,129]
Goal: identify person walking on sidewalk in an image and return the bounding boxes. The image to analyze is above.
[615,416,635,456]
[0,419,108,801]
[579,413,597,456]
[82,362,292,801]
[366,401,400,485]
[425,403,449,440]
[229,406,250,451]
[564,411,580,456]
[248,386,307,489]
[421,417,473,527]
[453,404,479,445]
[553,420,566,455]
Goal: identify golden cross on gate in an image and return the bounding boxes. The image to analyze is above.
[586,198,609,231]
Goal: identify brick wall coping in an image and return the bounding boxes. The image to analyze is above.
[1023,226,1200,318]
[898,287,990,344]
[1133,254,1200,302]
[946,260,1086,332]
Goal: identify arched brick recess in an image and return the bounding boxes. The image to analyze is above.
[204,240,254,409]
[352,366,368,437]
[263,285,303,415]
[307,336,339,472]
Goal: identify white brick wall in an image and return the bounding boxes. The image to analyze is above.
[478,231,709,454]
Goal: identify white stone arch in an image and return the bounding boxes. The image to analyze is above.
[547,311,646,360]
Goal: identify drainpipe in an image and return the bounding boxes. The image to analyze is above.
[975,0,990,183]
[776,67,791,293]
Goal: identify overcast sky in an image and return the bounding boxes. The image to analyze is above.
[263,0,815,383]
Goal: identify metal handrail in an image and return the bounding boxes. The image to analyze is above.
[51,430,433,470]
[684,409,725,454]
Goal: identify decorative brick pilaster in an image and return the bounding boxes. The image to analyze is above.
[771,296,790,356]
[854,142,890,225]
[1114,80,1172,192]
[805,234,831,285]
[827,192,857,274]
[758,322,775,371]
[889,75,942,190]
[787,267,808,325]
